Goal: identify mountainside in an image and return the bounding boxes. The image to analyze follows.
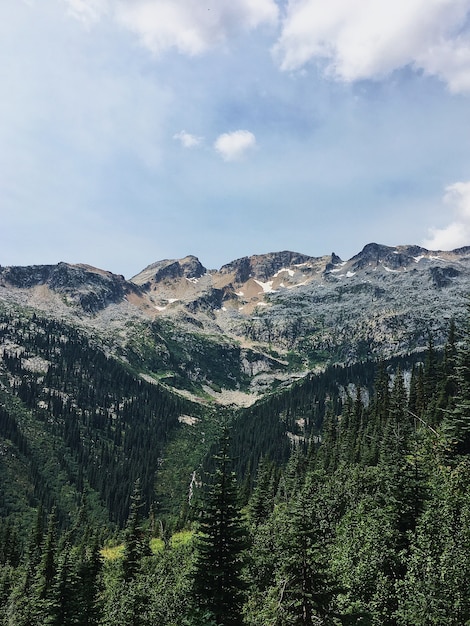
[1,243,470,626]
[1,243,469,404]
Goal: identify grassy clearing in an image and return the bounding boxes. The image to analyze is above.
[101,530,194,561]
[101,544,125,560]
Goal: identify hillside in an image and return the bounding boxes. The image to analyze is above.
[0,242,467,528]
[1,243,469,404]
[1,243,470,625]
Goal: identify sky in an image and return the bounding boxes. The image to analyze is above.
[2,0,470,278]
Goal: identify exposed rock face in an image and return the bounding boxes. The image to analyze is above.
[186,288,224,314]
[348,243,424,271]
[132,255,206,287]
[1,243,470,397]
[429,266,460,288]
[219,251,316,283]
[0,263,137,313]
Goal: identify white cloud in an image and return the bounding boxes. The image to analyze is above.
[273,0,470,92]
[214,130,256,161]
[173,130,203,148]
[64,0,109,25]
[114,0,278,56]
[422,182,470,250]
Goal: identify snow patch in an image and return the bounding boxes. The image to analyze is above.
[413,255,425,263]
[254,279,274,293]
[346,271,356,278]
[186,277,200,284]
[273,267,295,278]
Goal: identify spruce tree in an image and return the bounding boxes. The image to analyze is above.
[441,305,470,457]
[122,479,149,583]
[277,484,340,626]
[193,433,248,626]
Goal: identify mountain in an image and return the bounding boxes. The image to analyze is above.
[0,242,468,527]
[1,243,469,404]
[2,244,470,626]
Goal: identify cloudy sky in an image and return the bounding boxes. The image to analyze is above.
[2,0,470,277]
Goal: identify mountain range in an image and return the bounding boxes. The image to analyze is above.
[1,242,469,625]
[1,242,468,406]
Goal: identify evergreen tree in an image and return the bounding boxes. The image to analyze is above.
[276,483,340,626]
[380,368,410,465]
[441,305,470,457]
[75,533,104,626]
[45,542,80,626]
[423,333,438,421]
[122,479,149,583]
[248,457,277,527]
[435,320,458,415]
[193,433,248,626]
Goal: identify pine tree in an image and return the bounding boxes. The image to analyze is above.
[193,433,248,626]
[45,542,80,626]
[435,320,458,415]
[248,457,277,527]
[122,479,149,583]
[423,333,438,420]
[276,484,340,626]
[75,533,103,626]
[441,305,470,457]
[379,369,411,466]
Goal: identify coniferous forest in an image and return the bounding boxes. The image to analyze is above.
[1,309,470,625]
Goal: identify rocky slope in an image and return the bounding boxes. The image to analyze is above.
[1,243,469,403]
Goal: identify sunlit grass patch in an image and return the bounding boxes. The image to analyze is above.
[101,544,124,560]
[171,529,193,547]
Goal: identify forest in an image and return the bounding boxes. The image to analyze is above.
[1,310,470,625]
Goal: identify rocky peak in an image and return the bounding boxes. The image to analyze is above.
[325,252,344,272]
[132,255,206,287]
[349,243,431,271]
[452,246,470,257]
[219,251,315,283]
[0,262,134,313]
[179,255,207,279]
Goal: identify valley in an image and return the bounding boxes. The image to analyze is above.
[1,242,470,625]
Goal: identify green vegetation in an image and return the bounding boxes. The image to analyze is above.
[2,305,470,624]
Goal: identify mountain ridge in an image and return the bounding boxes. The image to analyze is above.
[1,242,469,404]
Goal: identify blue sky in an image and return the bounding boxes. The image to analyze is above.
[2,0,470,278]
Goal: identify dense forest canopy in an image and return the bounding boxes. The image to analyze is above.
[1,307,470,624]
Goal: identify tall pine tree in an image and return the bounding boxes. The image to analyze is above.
[194,433,248,626]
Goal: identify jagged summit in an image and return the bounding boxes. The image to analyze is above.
[1,241,470,403]
[1,242,469,369]
[132,255,207,287]
[219,251,319,282]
